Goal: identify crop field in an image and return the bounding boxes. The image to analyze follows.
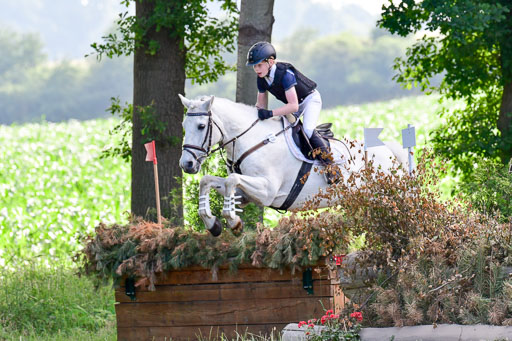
[0,118,131,264]
[323,94,459,147]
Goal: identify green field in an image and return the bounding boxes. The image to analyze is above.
[0,94,456,339]
[0,118,131,264]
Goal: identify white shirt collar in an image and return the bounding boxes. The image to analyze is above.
[265,64,277,85]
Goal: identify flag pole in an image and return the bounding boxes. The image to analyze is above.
[145,140,162,225]
[151,141,162,225]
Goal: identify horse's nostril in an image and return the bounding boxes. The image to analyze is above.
[186,161,194,169]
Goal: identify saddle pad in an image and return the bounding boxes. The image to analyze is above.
[281,117,348,166]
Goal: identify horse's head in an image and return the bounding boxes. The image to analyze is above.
[179,94,223,174]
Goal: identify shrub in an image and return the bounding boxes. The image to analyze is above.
[459,158,512,222]
[313,150,512,327]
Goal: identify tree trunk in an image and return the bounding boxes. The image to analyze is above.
[498,81,512,164]
[236,0,274,222]
[497,3,512,165]
[132,0,185,224]
[236,0,275,105]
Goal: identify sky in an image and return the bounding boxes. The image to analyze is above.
[0,0,387,61]
[312,0,385,15]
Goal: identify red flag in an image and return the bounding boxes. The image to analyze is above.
[145,141,157,164]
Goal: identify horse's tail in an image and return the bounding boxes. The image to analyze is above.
[384,141,413,171]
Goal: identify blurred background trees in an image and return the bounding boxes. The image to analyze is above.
[0,0,422,125]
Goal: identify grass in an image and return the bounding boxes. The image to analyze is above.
[0,261,116,340]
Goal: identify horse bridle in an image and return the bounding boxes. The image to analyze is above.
[182,111,225,163]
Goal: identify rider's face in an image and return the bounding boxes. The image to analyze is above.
[253,59,273,78]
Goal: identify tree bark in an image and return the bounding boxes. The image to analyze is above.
[236,0,274,222]
[497,81,512,163]
[236,0,275,105]
[497,2,512,165]
[132,0,185,224]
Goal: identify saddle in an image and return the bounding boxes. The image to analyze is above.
[291,121,334,160]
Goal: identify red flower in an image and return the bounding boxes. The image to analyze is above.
[307,319,316,324]
[325,309,334,315]
[308,323,315,328]
[350,311,363,322]
[298,321,307,328]
[332,314,339,319]
[320,316,328,324]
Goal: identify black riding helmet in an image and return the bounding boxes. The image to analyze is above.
[246,42,276,66]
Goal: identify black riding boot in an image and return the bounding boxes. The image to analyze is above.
[309,130,340,184]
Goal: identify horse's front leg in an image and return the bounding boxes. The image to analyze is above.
[198,175,228,236]
[222,174,277,234]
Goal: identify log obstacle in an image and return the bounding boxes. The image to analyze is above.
[115,263,345,341]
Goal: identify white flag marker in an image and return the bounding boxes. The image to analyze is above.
[364,128,385,167]
[364,128,385,150]
[401,124,416,174]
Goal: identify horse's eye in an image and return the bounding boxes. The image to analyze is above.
[198,124,206,130]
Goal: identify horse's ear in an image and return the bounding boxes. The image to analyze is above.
[205,95,215,111]
[178,94,191,108]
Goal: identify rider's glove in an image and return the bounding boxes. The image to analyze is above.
[258,108,273,120]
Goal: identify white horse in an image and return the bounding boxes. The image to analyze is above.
[179,95,408,236]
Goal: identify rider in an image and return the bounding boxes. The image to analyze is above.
[246,41,337,184]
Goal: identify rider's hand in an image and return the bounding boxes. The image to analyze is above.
[258,108,273,120]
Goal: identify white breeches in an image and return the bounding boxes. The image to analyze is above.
[296,90,322,138]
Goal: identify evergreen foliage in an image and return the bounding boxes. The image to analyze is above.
[78,214,345,291]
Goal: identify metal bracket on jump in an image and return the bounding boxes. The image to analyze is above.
[125,277,136,301]
[302,268,314,295]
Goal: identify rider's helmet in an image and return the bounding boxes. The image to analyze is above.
[246,42,276,66]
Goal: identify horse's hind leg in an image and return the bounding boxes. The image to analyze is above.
[198,175,228,236]
[222,174,277,234]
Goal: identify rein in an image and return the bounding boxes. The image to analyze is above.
[182,110,259,165]
[183,110,293,174]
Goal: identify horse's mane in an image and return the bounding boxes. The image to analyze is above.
[195,95,258,120]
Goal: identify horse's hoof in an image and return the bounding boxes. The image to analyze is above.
[208,218,223,237]
[231,219,244,236]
